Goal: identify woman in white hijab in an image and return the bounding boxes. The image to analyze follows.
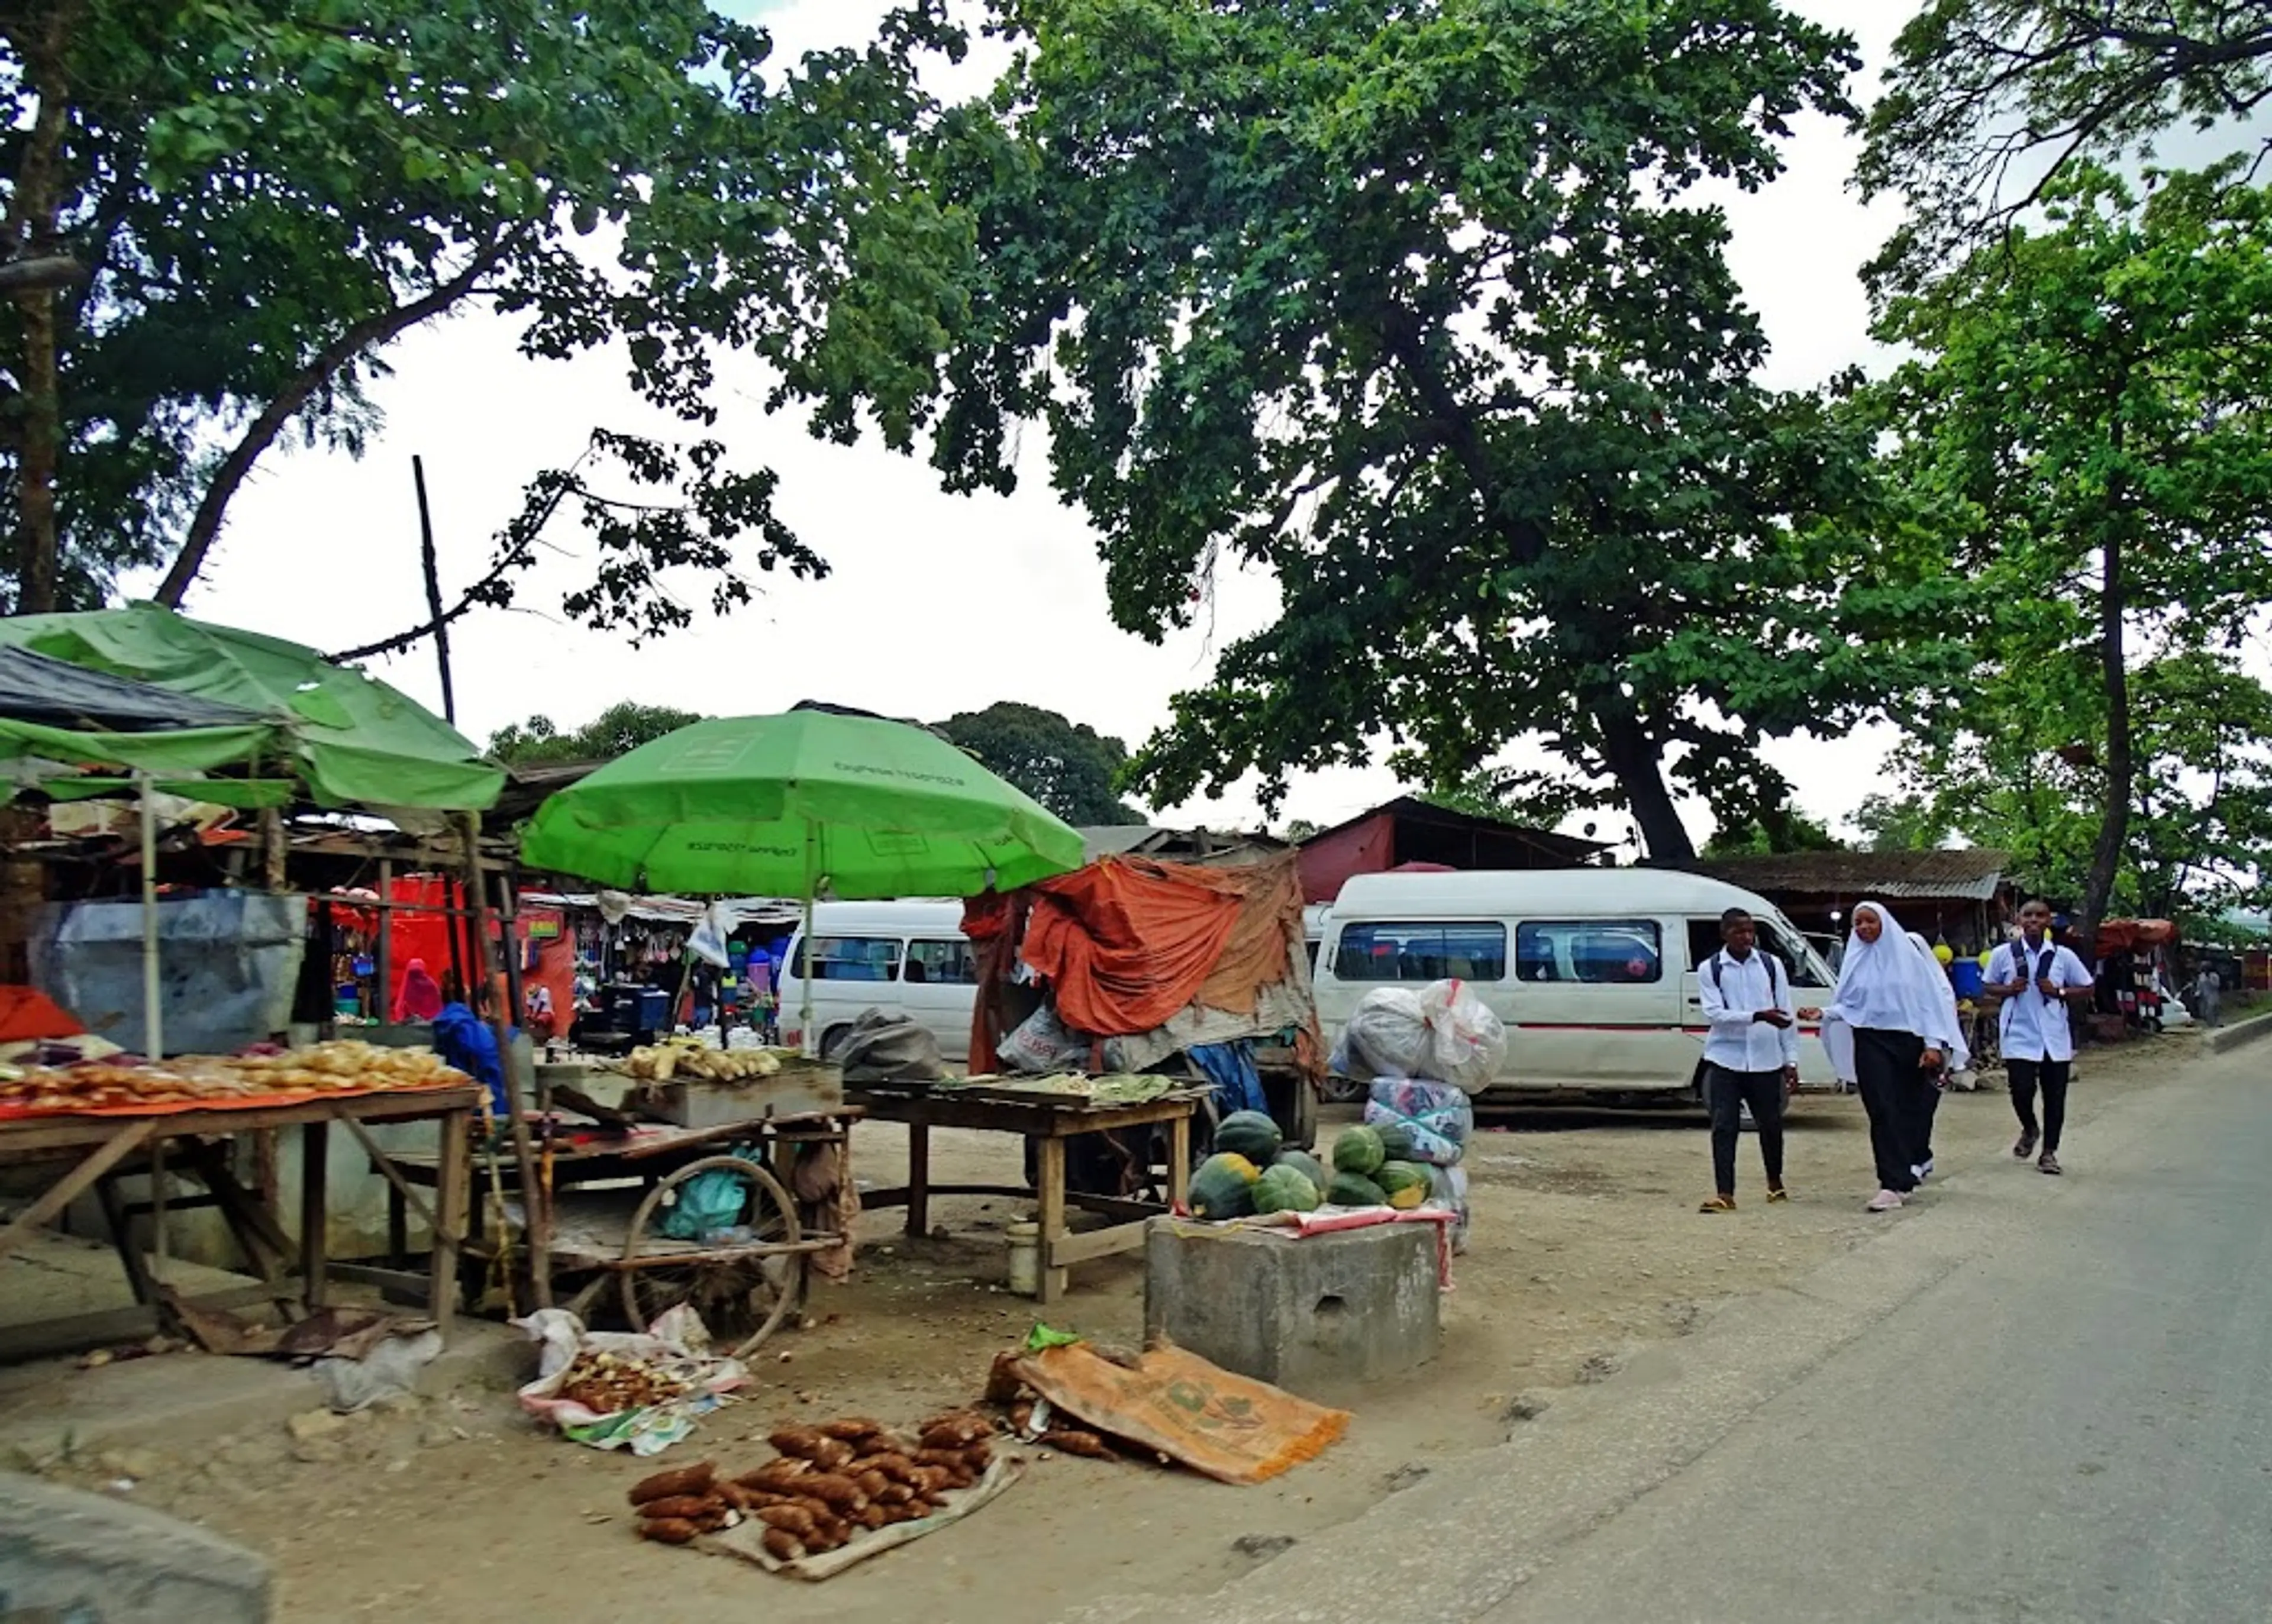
[1905,929,1970,1186]
[1809,900,1964,1212]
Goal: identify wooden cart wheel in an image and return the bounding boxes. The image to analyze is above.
[619,1154,805,1357]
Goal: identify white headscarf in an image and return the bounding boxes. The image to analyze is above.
[1827,900,1964,1052]
[1906,930,1971,1073]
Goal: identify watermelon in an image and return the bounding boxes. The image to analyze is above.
[1251,1163,1323,1215]
[1327,1171,1389,1207]
[1372,1121,1419,1162]
[1189,1152,1261,1221]
[1213,1109,1283,1165]
[1271,1149,1329,1199]
[1331,1125,1386,1178]
[1376,1161,1430,1210]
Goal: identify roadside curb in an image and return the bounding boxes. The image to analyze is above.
[2204,1010,2272,1054]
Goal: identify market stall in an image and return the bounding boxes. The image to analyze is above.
[0,1044,480,1357]
[850,1076,1201,1303]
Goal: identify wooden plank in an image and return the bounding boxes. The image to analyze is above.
[849,1090,1199,1141]
[1169,1113,1192,1209]
[1047,1222,1148,1269]
[430,1106,470,1336]
[0,1088,485,1157]
[299,1118,329,1309]
[905,1120,930,1239]
[1035,1137,1069,1305]
[0,1119,158,1261]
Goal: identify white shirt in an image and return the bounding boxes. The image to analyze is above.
[1995,939,2093,1063]
[1697,948,1799,1073]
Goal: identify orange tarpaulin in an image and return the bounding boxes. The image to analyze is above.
[0,986,83,1044]
[994,854,1298,1037]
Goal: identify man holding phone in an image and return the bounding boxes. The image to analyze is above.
[1695,907,1799,1212]
[1986,899,2096,1174]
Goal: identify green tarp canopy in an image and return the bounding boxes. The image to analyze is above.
[0,604,503,812]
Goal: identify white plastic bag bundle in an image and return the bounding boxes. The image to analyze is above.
[1332,980,1505,1095]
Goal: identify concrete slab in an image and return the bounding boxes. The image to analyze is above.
[1143,1218,1439,1397]
[0,1470,270,1622]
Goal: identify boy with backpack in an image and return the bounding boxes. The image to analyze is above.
[1696,907,1799,1212]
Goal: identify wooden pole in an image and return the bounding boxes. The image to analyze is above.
[413,456,456,724]
[376,857,393,1021]
[462,814,548,1306]
[137,775,163,1060]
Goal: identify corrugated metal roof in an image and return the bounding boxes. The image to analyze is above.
[1695,850,2010,902]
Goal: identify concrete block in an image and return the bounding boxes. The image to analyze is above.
[0,1472,270,1622]
[1144,1218,1439,1397]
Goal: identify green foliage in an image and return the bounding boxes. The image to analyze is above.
[933,702,1144,825]
[1867,162,2272,928]
[488,702,705,766]
[1861,1,2272,280]
[924,0,1963,863]
[1702,810,1843,859]
[0,1,971,627]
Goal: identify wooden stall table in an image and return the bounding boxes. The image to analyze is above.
[0,1085,482,1359]
[849,1082,1203,1304]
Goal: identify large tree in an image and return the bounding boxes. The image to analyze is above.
[921,0,1957,863]
[1868,163,2272,936]
[1857,650,2272,928]
[488,702,706,767]
[0,1,968,635]
[1860,0,2272,280]
[934,702,1144,826]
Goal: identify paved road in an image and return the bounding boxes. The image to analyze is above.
[1484,1045,2272,1623]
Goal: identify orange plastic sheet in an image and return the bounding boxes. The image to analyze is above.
[0,986,83,1043]
[1012,1339,1348,1486]
[1016,854,1298,1036]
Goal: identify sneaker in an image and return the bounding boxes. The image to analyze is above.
[2013,1130,2038,1160]
[1866,1189,1905,1212]
[2038,1151,2063,1176]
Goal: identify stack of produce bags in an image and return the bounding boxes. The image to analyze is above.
[1328,979,1505,1254]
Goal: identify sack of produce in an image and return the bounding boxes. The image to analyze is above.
[1363,1077,1474,1167]
[1426,1163,1471,1254]
[835,1009,945,1082]
[998,1002,1091,1075]
[1331,980,1505,1093]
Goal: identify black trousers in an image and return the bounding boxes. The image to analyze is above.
[1706,1064,1786,1194]
[2008,1057,2072,1152]
[1854,1026,1925,1193]
[1911,1072,1944,1170]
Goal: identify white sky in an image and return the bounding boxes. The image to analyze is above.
[119,1,1931,849]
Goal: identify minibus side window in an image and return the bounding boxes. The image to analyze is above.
[1333,922,1507,981]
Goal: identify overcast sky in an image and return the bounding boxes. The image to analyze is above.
[122,1,1934,849]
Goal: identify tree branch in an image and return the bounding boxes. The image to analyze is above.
[153,233,518,607]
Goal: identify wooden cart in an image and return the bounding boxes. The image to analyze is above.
[375,1108,857,1357]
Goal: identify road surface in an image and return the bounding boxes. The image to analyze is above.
[1074,1036,2272,1624]
[1483,1039,2272,1623]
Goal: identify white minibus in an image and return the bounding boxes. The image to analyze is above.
[779,901,976,1061]
[1312,869,1838,1100]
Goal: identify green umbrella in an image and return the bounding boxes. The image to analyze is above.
[519,709,1086,1042]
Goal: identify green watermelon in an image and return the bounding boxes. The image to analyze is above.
[1271,1149,1329,1199]
[1376,1161,1430,1210]
[1327,1171,1389,1207]
[1189,1152,1261,1221]
[1372,1121,1418,1161]
[1251,1163,1323,1215]
[1213,1109,1284,1164]
[1331,1125,1386,1178]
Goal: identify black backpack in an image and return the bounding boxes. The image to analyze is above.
[1707,949,1781,998]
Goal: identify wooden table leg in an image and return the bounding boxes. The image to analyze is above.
[300,1118,330,1309]
[1036,1135,1069,1304]
[430,1108,470,1338]
[1169,1112,1192,1210]
[905,1119,931,1239]
[388,1184,408,1270]
[0,1120,159,1263]
[95,1174,162,1308]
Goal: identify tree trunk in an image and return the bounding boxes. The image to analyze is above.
[1596,696,1697,864]
[4,2,80,615]
[2079,516,2131,951]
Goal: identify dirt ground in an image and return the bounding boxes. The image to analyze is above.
[17,1035,2194,1622]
